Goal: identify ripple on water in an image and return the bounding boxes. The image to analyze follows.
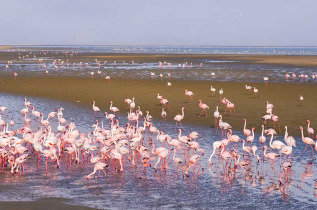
[0,94,317,209]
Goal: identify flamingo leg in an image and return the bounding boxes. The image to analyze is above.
[298,145,307,158]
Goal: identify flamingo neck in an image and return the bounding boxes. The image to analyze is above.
[151,143,155,154]
[261,127,264,137]
[284,127,288,140]
[221,145,225,154]
[173,149,176,160]
[269,134,273,147]
[181,109,184,118]
[244,121,246,130]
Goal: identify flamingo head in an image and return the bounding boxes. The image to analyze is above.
[198,100,202,103]
[262,146,267,150]
[252,127,256,131]
[306,120,310,124]
[298,126,303,130]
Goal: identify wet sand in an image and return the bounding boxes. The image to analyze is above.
[1,51,317,67]
[86,54,317,67]
[0,76,316,136]
[0,198,98,210]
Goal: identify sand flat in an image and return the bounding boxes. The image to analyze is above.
[0,77,316,136]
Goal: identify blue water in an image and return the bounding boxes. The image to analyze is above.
[2,45,317,55]
[1,46,317,83]
[1,94,317,209]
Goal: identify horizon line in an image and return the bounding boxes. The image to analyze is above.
[1,44,317,48]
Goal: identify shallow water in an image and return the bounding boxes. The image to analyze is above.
[1,94,317,209]
[1,47,317,83]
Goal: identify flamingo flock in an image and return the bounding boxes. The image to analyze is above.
[0,95,315,186]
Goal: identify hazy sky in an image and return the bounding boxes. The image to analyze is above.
[0,0,316,46]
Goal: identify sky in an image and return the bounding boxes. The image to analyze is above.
[0,0,316,46]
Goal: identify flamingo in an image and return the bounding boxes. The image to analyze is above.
[219,88,223,100]
[243,119,251,137]
[86,162,109,181]
[246,127,255,144]
[110,101,120,118]
[213,106,220,129]
[298,126,315,158]
[151,142,169,172]
[11,154,32,174]
[174,107,185,131]
[306,120,314,137]
[184,89,194,103]
[198,100,209,118]
[218,115,232,138]
[161,108,167,125]
[209,86,216,96]
[284,126,296,147]
[130,97,136,111]
[160,97,170,110]
[185,149,204,177]
[259,125,266,144]
[172,148,183,166]
[208,140,222,165]
[227,129,241,150]
[299,95,304,105]
[263,146,279,172]
[92,101,101,118]
[271,114,281,131]
[178,129,189,144]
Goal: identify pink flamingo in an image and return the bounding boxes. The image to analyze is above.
[227,129,241,150]
[298,126,315,158]
[110,101,120,118]
[218,115,232,138]
[174,107,185,131]
[210,86,216,96]
[271,114,281,131]
[243,119,251,137]
[213,106,220,130]
[198,100,209,118]
[263,146,279,173]
[160,97,170,110]
[184,90,194,103]
[306,120,314,137]
[86,162,109,181]
[284,126,296,147]
[92,101,101,118]
[11,154,32,174]
[226,102,235,116]
[246,127,255,144]
[208,140,222,165]
[151,142,169,172]
[259,125,266,145]
[185,149,204,177]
